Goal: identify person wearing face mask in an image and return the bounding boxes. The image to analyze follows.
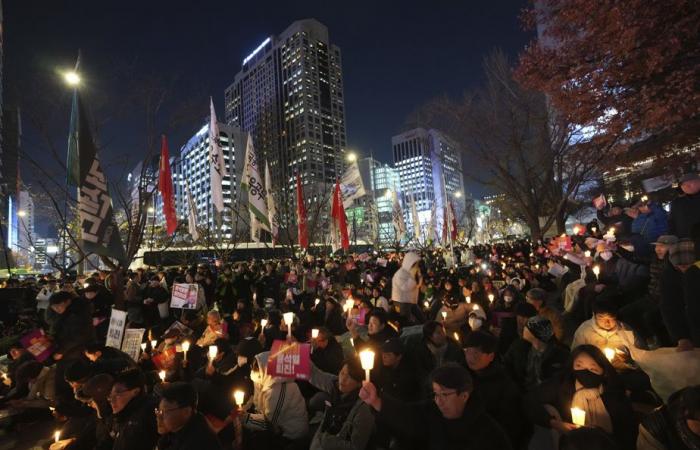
[638,385,700,450]
[505,316,569,391]
[241,351,309,447]
[467,308,487,334]
[307,357,375,450]
[490,285,521,348]
[413,321,466,394]
[524,345,637,450]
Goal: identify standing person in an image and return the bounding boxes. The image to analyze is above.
[142,275,170,326]
[155,382,223,450]
[359,362,512,450]
[668,172,700,239]
[108,369,158,450]
[660,239,700,351]
[391,252,423,322]
[36,278,60,318]
[630,198,668,259]
[637,385,700,450]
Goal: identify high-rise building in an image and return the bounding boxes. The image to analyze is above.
[225,19,347,207]
[371,162,402,244]
[392,128,465,239]
[172,121,247,239]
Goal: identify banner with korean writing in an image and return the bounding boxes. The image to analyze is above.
[121,328,145,362]
[105,308,128,349]
[170,283,200,309]
[20,329,55,363]
[267,340,311,380]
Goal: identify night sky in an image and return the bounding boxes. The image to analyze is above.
[4,0,531,235]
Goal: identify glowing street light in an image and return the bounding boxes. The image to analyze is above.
[17,210,26,217]
[346,152,357,163]
[64,71,81,87]
[147,207,155,214]
[454,191,462,198]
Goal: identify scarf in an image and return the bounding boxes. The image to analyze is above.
[572,384,613,433]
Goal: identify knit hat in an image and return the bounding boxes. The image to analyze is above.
[381,338,404,355]
[525,316,554,343]
[468,307,487,321]
[669,240,696,266]
[236,337,263,360]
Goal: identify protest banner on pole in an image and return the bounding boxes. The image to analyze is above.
[105,308,128,349]
[267,340,311,380]
[170,283,200,309]
[20,329,55,362]
[121,328,146,362]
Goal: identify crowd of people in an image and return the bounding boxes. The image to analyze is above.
[0,172,699,450]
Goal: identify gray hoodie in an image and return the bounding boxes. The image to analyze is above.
[391,252,421,304]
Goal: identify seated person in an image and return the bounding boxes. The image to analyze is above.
[374,337,420,402]
[196,311,229,347]
[156,382,223,449]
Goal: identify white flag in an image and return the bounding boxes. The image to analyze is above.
[427,202,437,245]
[340,161,366,209]
[240,134,270,242]
[265,161,278,245]
[391,190,407,239]
[410,192,421,241]
[209,97,227,213]
[185,181,199,241]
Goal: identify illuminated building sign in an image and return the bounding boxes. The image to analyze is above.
[243,37,271,65]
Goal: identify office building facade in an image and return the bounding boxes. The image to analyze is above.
[225,19,347,207]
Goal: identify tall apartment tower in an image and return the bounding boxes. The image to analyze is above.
[225,19,347,206]
[392,128,465,238]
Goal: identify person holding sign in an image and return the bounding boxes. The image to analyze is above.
[240,351,309,447]
[523,345,636,450]
[307,356,375,450]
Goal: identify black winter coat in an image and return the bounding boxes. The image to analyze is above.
[660,262,700,345]
[157,412,223,450]
[377,392,512,450]
[669,192,700,239]
[503,338,569,391]
[52,298,96,359]
[111,394,158,450]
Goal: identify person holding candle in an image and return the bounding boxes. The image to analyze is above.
[155,382,223,450]
[196,311,228,348]
[310,327,345,375]
[374,337,420,402]
[524,345,636,450]
[348,308,398,363]
[240,351,309,447]
[307,357,375,450]
[360,362,512,450]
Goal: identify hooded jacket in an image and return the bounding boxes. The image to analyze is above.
[244,351,309,441]
[571,317,640,354]
[391,253,421,304]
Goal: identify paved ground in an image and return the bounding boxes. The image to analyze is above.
[0,412,56,450]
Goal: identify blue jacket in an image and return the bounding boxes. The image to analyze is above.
[631,203,668,256]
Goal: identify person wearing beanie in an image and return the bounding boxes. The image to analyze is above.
[526,287,565,342]
[462,331,525,448]
[505,316,569,391]
[307,356,375,450]
[360,362,512,450]
[374,337,420,403]
[660,239,700,351]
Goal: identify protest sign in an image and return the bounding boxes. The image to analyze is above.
[121,328,145,362]
[170,283,200,309]
[267,340,311,380]
[165,321,193,338]
[20,329,55,362]
[105,309,128,349]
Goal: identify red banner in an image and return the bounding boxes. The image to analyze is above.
[158,135,178,236]
[267,340,311,380]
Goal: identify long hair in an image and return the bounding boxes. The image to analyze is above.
[565,344,622,392]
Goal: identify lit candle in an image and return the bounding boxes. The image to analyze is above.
[283,312,294,339]
[604,347,615,362]
[311,329,319,339]
[466,296,471,304]
[54,430,61,443]
[424,301,430,308]
[592,226,597,233]
[344,298,354,313]
[158,370,166,383]
[140,342,147,352]
[571,407,586,426]
[573,225,581,235]
[593,265,600,280]
[441,311,447,321]
[453,332,460,342]
[314,298,320,306]
[473,304,480,311]
[359,349,375,382]
[151,339,158,351]
[261,319,268,328]
[181,340,190,361]
[233,390,245,408]
[584,250,591,258]
[208,345,218,361]
[488,294,495,303]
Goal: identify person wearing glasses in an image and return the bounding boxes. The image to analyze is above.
[359,362,512,450]
[155,382,223,450]
[108,369,158,450]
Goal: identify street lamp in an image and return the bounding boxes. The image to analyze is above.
[346,152,357,163]
[147,207,155,214]
[454,191,462,198]
[384,189,393,200]
[17,210,26,217]
[64,71,81,87]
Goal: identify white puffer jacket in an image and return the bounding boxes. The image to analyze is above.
[391,252,421,304]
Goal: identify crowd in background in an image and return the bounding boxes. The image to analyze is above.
[0,172,698,450]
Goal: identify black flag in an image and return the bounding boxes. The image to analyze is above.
[68,92,126,264]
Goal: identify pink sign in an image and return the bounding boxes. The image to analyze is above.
[20,329,55,362]
[267,340,311,380]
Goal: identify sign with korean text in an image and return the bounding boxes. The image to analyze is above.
[267,340,311,380]
[121,328,146,362]
[170,283,200,309]
[105,308,128,349]
[20,329,55,363]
